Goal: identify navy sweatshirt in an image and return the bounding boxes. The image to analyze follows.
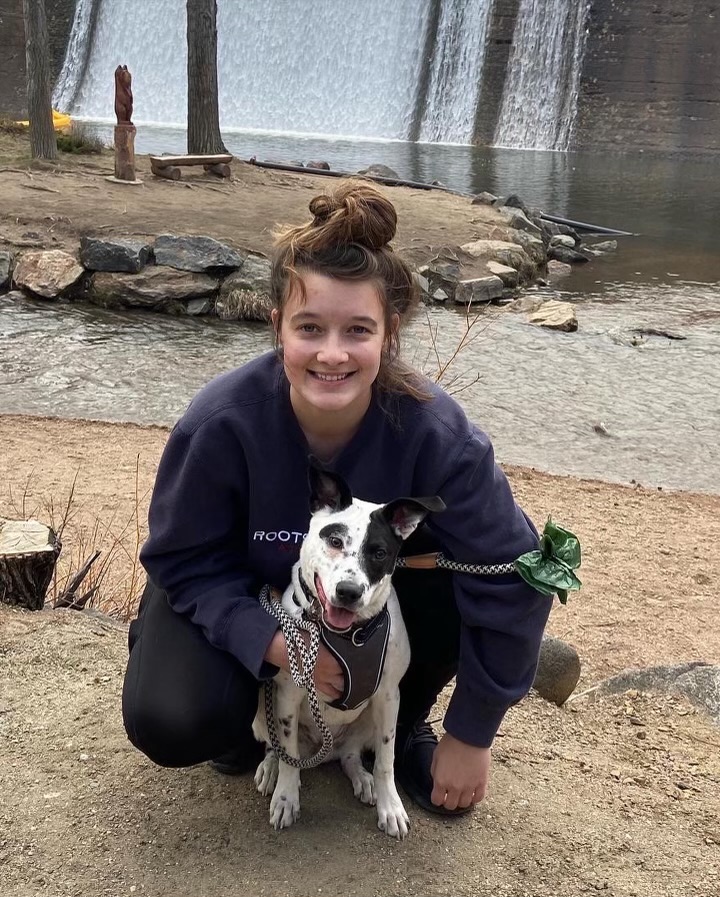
[140,352,552,748]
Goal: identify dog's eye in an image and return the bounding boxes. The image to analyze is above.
[328,536,344,550]
[373,547,388,561]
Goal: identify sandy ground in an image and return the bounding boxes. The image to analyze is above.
[1,130,719,896]
[1,415,719,897]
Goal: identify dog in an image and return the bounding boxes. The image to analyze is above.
[252,464,444,839]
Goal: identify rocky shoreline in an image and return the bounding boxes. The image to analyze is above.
[0,140,618,333]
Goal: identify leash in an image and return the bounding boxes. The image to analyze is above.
[395,552,515,576]
[258,585,334,769]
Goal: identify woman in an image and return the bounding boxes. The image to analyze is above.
[122,181,552,816]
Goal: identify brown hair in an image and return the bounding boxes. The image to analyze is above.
[270,180,430,399]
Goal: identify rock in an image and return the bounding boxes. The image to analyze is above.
[471,191,498,206]
[2,290,26,302]
[550,234,577,249]
[413,272,430,295]
[0,251,14,289]
[453,275,504,305]
[216,254,273,321]
[500,193,532,216]
[549,245,593,265]
[424,252,463,301]
[13,250,84,299]
[504,296,546,315]
[431,288,449,302]
[185,298,212,315]
[591,240,618,253]
[153,234,245,273]
[460,239,535,281]
[498,207,543,238]
[356,163,400,180]
[533,637,582,705]
[485,260,518,288]
[673,666,720,724]
[306,160,330,170]
[89,267,219,311]
[509,231,547,266]
[547,260,573,280]
[528,299,578,332]
[80,236,152,274]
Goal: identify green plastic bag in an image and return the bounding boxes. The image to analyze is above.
[515,517,582,604]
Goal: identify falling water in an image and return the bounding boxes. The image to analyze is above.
[59,0,431,141]
[52,0,100,112]
[417,0,494,144]
[494,0,590,151]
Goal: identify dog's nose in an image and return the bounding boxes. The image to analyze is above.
[335,581,363,606]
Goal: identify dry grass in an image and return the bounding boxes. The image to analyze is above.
[4,464,148,621]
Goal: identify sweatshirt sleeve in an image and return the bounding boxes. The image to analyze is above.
[139,417,279,680]
[428,429,553,748]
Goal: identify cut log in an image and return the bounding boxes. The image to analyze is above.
[151,161,181,180]
[0,518,61,611]
[114,123,137,181]
[203,162,231,178]
[149,153,232,167]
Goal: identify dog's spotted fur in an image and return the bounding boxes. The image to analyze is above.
[252,466,444,839]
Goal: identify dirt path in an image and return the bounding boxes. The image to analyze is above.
[1,415,719,896]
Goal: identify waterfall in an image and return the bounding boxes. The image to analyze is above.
[60,0,432,141]
[52,0,100,112]
[417,0,494,144]
[493,0,590,151]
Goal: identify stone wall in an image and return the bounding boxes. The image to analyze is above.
[0,0,77,119]
[574,0,720,153]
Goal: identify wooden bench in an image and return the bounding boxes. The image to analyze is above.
[149,153,233,181]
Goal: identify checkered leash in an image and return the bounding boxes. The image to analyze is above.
[258,585,333,769]
[395,554,515,576]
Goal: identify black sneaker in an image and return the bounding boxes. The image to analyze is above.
[395,719,473,817]
[208,738,266,776]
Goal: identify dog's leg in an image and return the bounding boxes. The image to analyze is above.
[254,748,279,796]
[340,741,376,806]
[268,687,305,831]
[371,687,410,839]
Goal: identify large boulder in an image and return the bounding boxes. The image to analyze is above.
[509,230,547,266]
[216,254,273,321]
[454,275,504,305]
[80,236,152,273]
[486,260,519,288]
[153,234,245,273]
[88,267,219,312]
[0,251,13,289]
[549,245,593,265]
[528,299,578,332]
[13,250,84,299]
[498,206,544,238]
[460,239,535,282]
[356,163,400,180]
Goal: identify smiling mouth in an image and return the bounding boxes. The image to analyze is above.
[314,573,358,631]
[310,371,355,382]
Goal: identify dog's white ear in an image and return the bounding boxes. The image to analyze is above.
[381,496,446,541]
[308,461,353,513]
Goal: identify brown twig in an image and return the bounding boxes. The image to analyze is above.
[55,550,101,608]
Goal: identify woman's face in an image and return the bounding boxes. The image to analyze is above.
[273,272,390,422]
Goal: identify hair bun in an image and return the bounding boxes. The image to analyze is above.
[307,181,397,251]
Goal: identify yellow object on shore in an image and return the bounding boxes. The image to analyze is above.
[15,109,72,133]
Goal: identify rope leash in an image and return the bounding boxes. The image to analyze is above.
[258,585,333,769]
[395,552,515,576]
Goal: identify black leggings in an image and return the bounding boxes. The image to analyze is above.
[121,529,460,768]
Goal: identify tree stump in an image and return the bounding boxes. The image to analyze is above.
[0,518,61,611]
[114,123,137,181]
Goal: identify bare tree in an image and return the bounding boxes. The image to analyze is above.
[186,0,227,154]
[22,0,57,160]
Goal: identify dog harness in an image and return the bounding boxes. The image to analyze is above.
[320,607,391,711]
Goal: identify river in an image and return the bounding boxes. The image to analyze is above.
[1,131,718,494]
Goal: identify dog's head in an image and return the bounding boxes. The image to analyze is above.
[297,464,445,631]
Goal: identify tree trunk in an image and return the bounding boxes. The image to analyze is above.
[22,0,58,161]
[186,0,227,155]
[0,519,61,611]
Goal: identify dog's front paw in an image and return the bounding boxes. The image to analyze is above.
[350,767,376,806]
[376,793,410,840]
[254,752,278,796]
[269,786,300,831]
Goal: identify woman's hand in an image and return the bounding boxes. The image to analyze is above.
[430,733,492,811]
[264,631,344,700]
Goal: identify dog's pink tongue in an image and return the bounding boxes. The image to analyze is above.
[323,603,356,630]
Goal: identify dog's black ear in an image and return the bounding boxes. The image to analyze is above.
[381,496,446,541]
[308,459,353,514]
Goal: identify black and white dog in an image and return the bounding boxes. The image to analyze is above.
[253,465,444,839]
